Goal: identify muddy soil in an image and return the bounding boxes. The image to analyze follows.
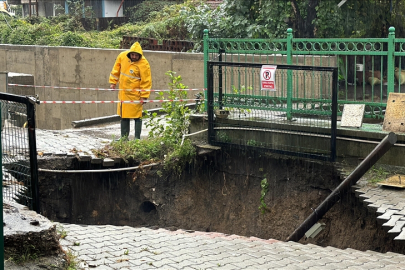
[38,148,405,254]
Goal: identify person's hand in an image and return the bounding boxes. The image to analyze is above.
[140,97,147,104]
[110,84,116,89]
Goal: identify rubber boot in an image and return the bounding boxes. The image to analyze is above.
[134,118,142,140]
[120,118,130,140]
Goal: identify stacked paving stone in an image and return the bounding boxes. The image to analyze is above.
[353,184,405,241]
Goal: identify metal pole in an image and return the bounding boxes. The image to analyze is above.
[207,62,214,145]
[286,132,397,242]
[27,98,40,213]
[203,29,209,112]
[286,28,293,120]
[218,49,223,109]
[0,72,6,270]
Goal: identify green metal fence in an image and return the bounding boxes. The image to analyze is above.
[204,27,405,120]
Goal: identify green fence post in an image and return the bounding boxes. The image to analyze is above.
[387,26,395,95]
[203,29,209,112]
[286,28,293,120]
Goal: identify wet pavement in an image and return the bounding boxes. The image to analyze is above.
[5,118,405,269]
[57,223,405,270]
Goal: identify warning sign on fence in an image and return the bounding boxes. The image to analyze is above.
[261,65,277,91]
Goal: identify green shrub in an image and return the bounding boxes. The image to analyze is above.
[125,0,176,23]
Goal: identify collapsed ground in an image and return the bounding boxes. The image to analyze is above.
[37,147,405,255]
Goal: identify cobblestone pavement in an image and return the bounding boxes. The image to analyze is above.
[58,223,405,270]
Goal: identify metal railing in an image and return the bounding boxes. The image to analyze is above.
[0,89,40,213]
[207,61,338,162]
[204,27,405,120]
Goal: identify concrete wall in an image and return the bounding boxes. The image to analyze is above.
[0,44,205,130]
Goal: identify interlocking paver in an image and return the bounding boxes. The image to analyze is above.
[56,222,405,269]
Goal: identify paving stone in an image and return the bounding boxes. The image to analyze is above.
[382,215,404,228]
[376,204,397,214]
[377,209,400,221]
[393,228,405,240]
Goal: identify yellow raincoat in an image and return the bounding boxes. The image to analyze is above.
[109,42,152,118]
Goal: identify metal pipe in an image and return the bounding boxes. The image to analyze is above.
[117,0,124,17]
[38,162,160,173]
[286,132,397,242]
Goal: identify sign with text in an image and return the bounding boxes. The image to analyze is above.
[261,65,277,91]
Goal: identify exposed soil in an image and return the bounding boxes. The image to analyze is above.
[37,147,405,255]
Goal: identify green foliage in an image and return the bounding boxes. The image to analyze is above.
[182,0,290,40]
[57,225,68,239]
[313,1,344,38]
[59,31,89,47]
[125,0,175,23]
[144,71,191,145]
[2,0,405,48]
[100,71,196,176]
[5,245,39,265]
[259,177,269,214]
[367,166,390,185]
[216,131,231,143]
[65,250,79,270]
[106,137,168,162]
[163,138,196,176]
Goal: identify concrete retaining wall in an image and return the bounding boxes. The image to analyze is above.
[0,45,205,130]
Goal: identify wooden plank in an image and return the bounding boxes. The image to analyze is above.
[377,174,405,189]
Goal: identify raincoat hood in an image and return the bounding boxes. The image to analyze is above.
[127,42,144,60]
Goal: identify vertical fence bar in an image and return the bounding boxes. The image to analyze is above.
[331,68,338,162]
[203,29,209,111]
[27,99,40,213]
[0,71,6,270]
[286,28,293,120]
[387,27,395,94]
[207,62,214,144]
[218,49,224,109]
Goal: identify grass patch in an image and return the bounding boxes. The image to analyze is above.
[366,166,390,185]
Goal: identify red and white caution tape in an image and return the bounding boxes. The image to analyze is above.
[8,83,205,93]
[40,99,204,104]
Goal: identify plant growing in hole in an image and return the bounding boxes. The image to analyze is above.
[124,249,129,255]
[247,139,258,146]
[5,245,39,264]
[259,177,269,214]
[216,131,231,143]
[367,166,390,185]
[57,224,67,239]
[144,70,190,145]
[65,250,79,270]
[103,71,196,177]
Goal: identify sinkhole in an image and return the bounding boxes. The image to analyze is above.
[35,150,405,255]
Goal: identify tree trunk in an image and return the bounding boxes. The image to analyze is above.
[291,0,319,38]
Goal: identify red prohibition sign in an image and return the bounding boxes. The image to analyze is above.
[263,70,271,80]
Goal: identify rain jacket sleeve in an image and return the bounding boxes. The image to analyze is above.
[109,52,124,85]
[139,62,152,99]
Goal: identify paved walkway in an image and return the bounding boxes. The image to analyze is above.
[57,223,405,270]
[6,119,405,269]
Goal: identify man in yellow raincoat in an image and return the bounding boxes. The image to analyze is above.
[109,42,152,140]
